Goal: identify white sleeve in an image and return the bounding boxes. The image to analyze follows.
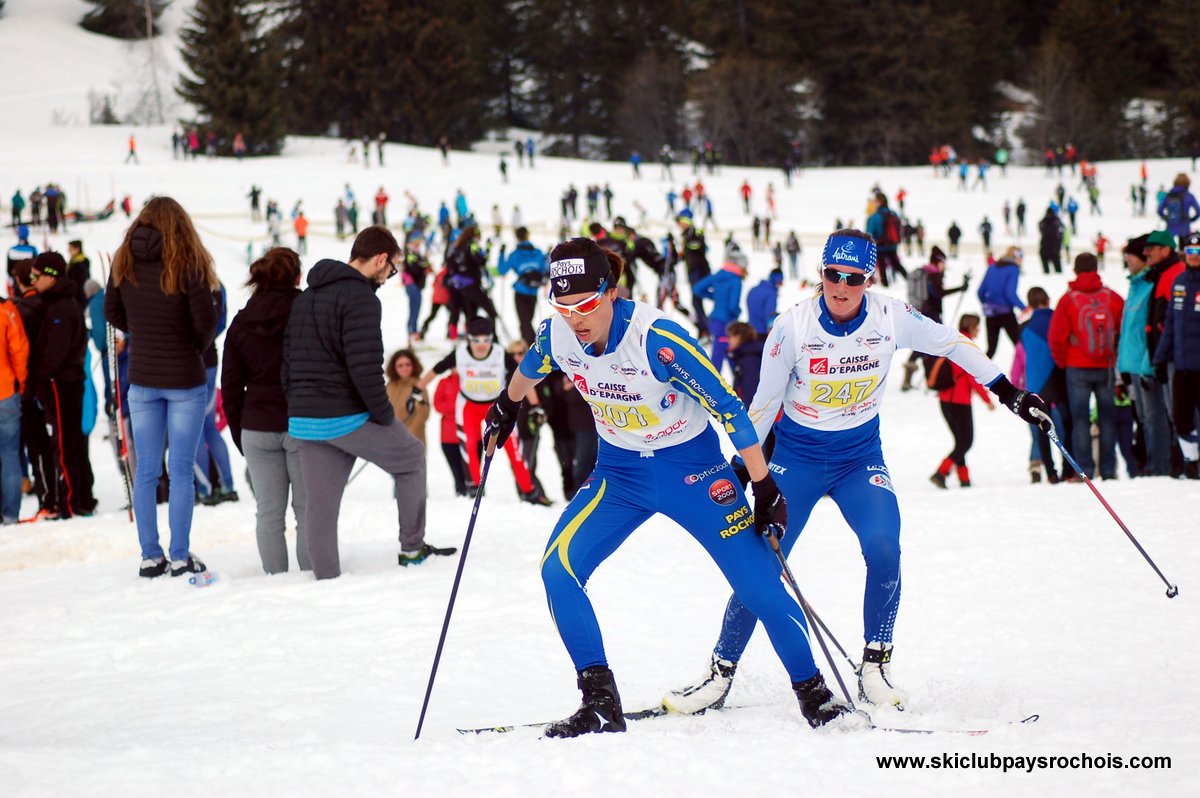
[746,310,799,443]
[894,301,1002,386]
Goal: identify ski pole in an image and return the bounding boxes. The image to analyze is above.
[1034,409,1178,599]
[765,526,856,706]
[949,268,972,323]
[414,431,500,740]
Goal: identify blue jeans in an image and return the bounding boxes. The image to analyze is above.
[1132,377,1171,476]
[129,383,207,561]
[405,283,422,336]
[1067,367,1115,479]
[193,367,234,497]
[0,394,22,522]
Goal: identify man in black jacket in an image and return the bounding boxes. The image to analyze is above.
[282,226,456,578]
[29,252,96,518]
[676,211,711,340]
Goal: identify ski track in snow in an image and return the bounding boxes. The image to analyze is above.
[0,2,1196,795]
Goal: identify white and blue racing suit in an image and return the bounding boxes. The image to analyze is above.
[712,293,1001,660]
[519,298,821,681]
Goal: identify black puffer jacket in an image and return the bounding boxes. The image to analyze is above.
[29,276,86,390]
[282,259,393,425]
[103,226,218,389]
[221,286,299,452]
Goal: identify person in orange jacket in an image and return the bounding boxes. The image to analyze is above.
[293,212,308,255]
[0,293,30,522]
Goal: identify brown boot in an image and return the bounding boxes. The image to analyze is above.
[900,361,918,392]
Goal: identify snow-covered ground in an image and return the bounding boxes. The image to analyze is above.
[0,3,1196,796]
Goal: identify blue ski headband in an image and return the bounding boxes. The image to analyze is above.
[822,234,877,276]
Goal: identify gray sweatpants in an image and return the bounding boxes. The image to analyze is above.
[297,420,426,579]
[242,429,309,574]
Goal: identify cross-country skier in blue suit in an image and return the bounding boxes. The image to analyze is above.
[662,229,1052,715]
[485,237,853,738]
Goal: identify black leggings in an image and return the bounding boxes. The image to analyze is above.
[940,402,974,466]
[456,283,498,325]
[1172,370,1200,442]
[440,441,467,493]
[984,312,1020,358]
[515,293,538,344]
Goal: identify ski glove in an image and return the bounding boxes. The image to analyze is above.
[405,388,425,416]
[751,473,787,537]
[484,390,523,449]
[1156,363,1169,386]
[990,375,1052,432]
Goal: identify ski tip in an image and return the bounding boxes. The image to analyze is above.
[457,726,516,735]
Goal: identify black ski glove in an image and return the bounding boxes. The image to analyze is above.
[729,455,752,489]
[990,375,1052,432]
[752,473,787,537]
[405,387,425,416]
[484,390,523,448]
[1156,363,1169,385]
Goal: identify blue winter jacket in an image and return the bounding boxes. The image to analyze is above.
[1116,270,1155,377]
[497,241,548,297]
[1154,265,1200,371]
[976,258,1025,317]
[1156,186,1200,239]
[1020,308,1055,393]
[745,279,778,334]
[693,267,744,322]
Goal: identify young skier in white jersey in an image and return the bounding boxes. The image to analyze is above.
[485,237,851,737]
[663,229,1052,714]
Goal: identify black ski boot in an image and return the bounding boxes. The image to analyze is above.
[793,672,850,729]
[544,666,627,738]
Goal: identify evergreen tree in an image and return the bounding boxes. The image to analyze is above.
[521,0,612,156]
[177,0,286,156]
[280,0,491,145]
[693,56,802,165]
[1152,0,1200,152]
[81,0,169,39]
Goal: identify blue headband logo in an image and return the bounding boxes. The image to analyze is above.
[831,243,859,264]
[822,234,877,275]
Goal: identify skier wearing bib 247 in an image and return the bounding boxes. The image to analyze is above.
[662,229,1052,715]
[484,237,851,738]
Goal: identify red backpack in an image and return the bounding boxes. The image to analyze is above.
[1069,290,1116,361]
[880,212,902,246]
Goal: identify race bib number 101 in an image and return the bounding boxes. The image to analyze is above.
[588,401,659,430]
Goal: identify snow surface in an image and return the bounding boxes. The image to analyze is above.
[0,3,1196,796]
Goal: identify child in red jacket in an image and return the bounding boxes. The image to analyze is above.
[931,314,996,488]
[433,371,469,495]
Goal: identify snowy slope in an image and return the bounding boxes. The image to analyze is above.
[0,5,1197,798]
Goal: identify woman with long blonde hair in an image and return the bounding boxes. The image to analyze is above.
[105,196,219,578]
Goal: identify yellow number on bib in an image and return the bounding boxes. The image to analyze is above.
[588,401,660,430]
[809,378,877,408]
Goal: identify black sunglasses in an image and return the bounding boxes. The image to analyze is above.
[822,267,868,286]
